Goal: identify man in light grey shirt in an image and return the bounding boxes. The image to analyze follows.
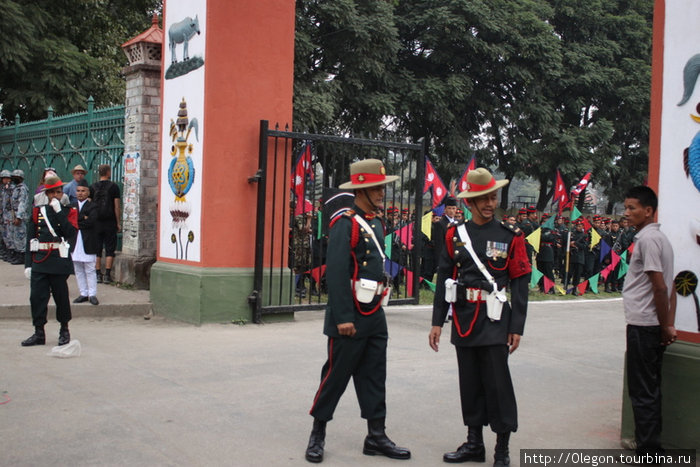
[622,186,676,455]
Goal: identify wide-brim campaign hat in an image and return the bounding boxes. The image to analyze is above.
[41,175,66,191]
[457,167,509,199]
[339,159,399,189]
[71,164,87,174]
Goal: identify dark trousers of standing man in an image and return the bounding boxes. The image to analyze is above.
[30,272,72,327]
[626,325,665,452]
[310,334,387,422]
[456,345,518,433]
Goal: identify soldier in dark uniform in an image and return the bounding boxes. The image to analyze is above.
[306,159,410,463]
[21,176,78,346]
[520,206,538,265]
[432,196,458,279]
[429,168,531,467]
[536,214,555,292]
[568,219,587,295]
[603,219,623,292]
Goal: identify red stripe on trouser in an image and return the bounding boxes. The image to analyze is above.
[309,338,334,415]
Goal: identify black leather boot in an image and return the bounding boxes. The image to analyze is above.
[363,418,410,459]
[11,250,24,265]
[444,426,486,463]
[21,327,46,346]
[305,418,326,463]
[493,432,510,467]
[58,324,70,346]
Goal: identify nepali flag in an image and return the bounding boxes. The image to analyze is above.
[571,171,592,198]
[457,155,477,193]
[291,143,314,215]
[424,156,448,208]
[554,169,570,213]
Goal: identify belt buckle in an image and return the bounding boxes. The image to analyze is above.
[466,288,480,302]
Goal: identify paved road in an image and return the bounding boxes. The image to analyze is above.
[0,295,628,467]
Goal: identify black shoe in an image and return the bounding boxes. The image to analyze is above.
[444,443,486,463]
[73,295,89,303]
[58,327,70,346]
[443,427,485,463]
[305,419,326,463]
[363,418,410,459]
[103,271,112,284]
[96,272,103,284]
[21,328,46,346]
[89,296,99,305]
[493,432,510,467]
[10,252,24,265]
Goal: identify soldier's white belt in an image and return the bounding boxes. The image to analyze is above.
[444,279,489,303]
[36,242,61,250]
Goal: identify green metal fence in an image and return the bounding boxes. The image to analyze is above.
[0,97,125,193]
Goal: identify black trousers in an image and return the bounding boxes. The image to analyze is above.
[310,334,387,422]
[456,345,517,433]
[30,272,72,327]
[626,325,665,451]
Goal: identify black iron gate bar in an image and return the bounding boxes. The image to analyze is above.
[250,120,426,323]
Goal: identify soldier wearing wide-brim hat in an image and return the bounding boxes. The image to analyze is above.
[431,167,531,466]
[21,175,78,347]
[306,159,410,463]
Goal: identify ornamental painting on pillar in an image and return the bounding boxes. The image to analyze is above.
[653,0,700,336]
[159,0,205,262]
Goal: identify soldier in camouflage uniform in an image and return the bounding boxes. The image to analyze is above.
[1,169,15,262]
[8,170,30,264]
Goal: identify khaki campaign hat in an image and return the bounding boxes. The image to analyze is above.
[339,159,399,189]
[41,175,66,192]
[71,164,87,174]
[457,167,509,199]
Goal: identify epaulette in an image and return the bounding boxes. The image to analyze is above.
[329,209,355,229]
[501,220,522,236]
[343,209,355,217]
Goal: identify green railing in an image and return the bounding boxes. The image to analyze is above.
[0,97,125,193]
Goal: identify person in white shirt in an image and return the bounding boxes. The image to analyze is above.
[71,181,99,305]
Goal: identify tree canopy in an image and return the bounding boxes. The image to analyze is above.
[0,0,161,123]
[293,0,653,212]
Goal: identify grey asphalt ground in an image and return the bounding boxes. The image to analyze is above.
[1,260,629,466]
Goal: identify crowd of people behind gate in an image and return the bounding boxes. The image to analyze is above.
[289,192,638,299]
[0,164,122,348]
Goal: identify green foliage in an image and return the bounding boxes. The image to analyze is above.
[293,0,653,211]
[0,0,162,123]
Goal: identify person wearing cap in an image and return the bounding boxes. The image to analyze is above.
[63,164,88,205]
[21,175,78,347]
[71,179,100,305]
[520,206,539,265]
[0,169,14,262]
[8,170,30,265]
[306,159,410,463]
[603,219,623,293]
[432,196,458,281]
[515,207,527,228]
[535,214,555,293]
[429,168,531,467]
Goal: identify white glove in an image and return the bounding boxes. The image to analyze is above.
[24,267,31,280]
[50,197,61,213]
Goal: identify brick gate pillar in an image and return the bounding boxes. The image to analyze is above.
[113,14,163,288]
[149,1,295,323]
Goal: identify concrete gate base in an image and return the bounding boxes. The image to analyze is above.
[620,340,700,450]
[149,262,293,325]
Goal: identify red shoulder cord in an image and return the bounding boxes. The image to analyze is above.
[348,216,387,316]
[446,226,480,337]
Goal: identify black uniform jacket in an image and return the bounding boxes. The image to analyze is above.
[71,200,100,255]
[432,219,531,347]
[25,204,78,275]
[323,205,388,338]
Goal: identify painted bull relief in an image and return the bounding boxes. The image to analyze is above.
[165,15,204,79]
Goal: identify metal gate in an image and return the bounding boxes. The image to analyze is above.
[249,120,426,322]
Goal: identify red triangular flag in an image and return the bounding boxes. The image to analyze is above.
[306,265,326,284]
[424,157,448,208]
[577,280,588,295]
[600,264,613,280]
[543,276,555,293]
[610,250,621,269]
[457,156,477,193]
[627,242,635,257]
[554,169,570,214]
